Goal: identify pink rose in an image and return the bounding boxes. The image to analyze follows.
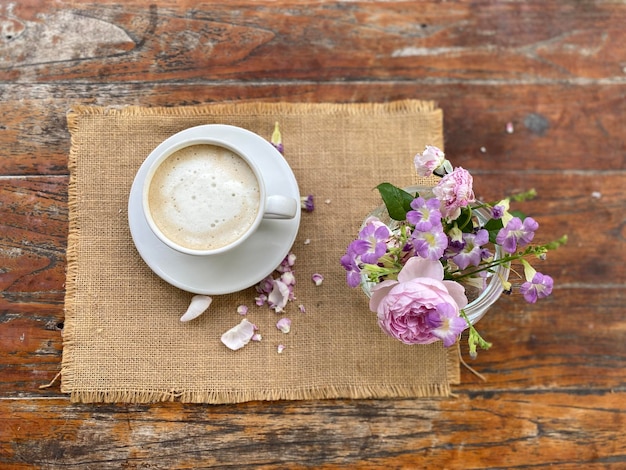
[432,167,475,220]
[369,258,468,346]
[414,145,446,176]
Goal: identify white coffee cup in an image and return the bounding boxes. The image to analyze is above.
[142,131,298,256]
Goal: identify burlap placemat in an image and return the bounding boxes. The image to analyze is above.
[61,101,459,403]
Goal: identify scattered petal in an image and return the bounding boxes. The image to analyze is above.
[277,344,286,353]
[301,195,314,212]
[480,146,487,153]
[276,317,291,333]
[236,305,248,315]
[312,273,324,286]
[220,319,256,350]
[298,304,306,313]
[506,122,514,134]
[324,199,331,204]
[281,271,296,286]
[591,191,602,199]
[268,279,290,312]
[255,294,267,306]
[251,333,262,342]
[304,238,311,245]
[180,295,212,322]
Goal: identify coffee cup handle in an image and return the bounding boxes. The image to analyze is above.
[263,195,298,219]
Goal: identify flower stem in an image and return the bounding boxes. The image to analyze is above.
[460,310,492,358]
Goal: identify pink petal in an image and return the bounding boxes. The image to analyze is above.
[442,280,469,309]
[312,273,324,286]
[268,280,290,312]
[220,319,256,351]
[397,257,444,283]
[369,279,398,312]
[180,295,212,322]
[276,317,291,333]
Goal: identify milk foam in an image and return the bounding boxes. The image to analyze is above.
[148,144,260,251]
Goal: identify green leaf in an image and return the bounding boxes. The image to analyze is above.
[484,217,504,244]
[376,183,414,221]
[457,206,474,232]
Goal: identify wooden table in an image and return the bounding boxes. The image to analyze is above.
[1,1,624,468]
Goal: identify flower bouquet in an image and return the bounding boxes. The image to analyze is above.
[341,146,566,356]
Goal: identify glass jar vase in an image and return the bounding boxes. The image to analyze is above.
[360,185,510,327]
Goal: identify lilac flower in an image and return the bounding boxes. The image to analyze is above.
[520,272,554,303]
[452,229,490,270]
[491,205,505,219]
[340,246,362,288]
[496,217,539,253]
[411,226,448,261]
[355,222,391,264]
[406,197,443,232]
[427,303,468,347]
[444,224,465,256]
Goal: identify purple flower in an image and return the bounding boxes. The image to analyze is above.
[301,195,314,212]
[426,302,469,347]
[496,217,539,253]
[432,167,475,220]
[411,226,448,261]
[369,257,468,345]
[406,197,442,232]
[414,145,446,177]
[520,272,554,303]
[491,204,505,220]
[271,122,284,154]
[356,222,391,264]
[452,229,490,270]
[341,246,362,288]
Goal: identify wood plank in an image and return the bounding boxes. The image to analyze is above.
[3,1,625,83]
[1,393,625,468]
[0,177,67,292]
[0,82,623,175]
[458,286,626,390]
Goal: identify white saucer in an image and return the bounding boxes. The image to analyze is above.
[128,125,301,295]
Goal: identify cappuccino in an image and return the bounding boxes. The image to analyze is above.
[147,144,261,251]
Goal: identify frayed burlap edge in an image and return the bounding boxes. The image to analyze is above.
[60,110,81,396]
[68,381,456,404]
[68,99,439,118]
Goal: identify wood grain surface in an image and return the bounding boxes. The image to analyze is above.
[1,1,625,468]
